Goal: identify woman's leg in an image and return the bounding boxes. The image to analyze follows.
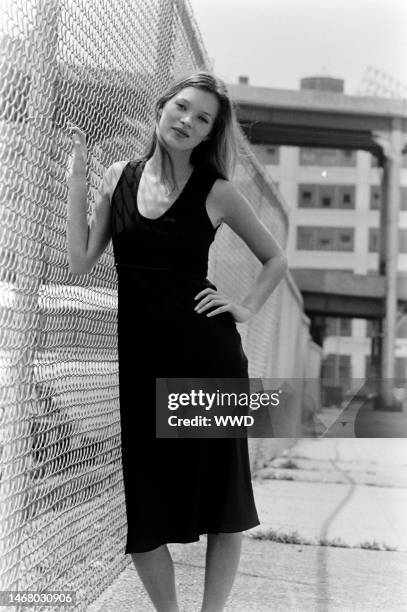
[200,532,243,612]
[131,544,179,612]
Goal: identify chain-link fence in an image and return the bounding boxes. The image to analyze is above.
[0,0,316,608]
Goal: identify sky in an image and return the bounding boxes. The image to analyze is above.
[187,0,407,95]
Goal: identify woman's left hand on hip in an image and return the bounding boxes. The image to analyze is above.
[194,288,252,323]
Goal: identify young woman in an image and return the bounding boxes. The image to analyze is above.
[67,71,287,612]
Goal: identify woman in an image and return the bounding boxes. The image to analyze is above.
[67,71,287,612]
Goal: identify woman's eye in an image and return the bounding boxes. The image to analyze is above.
[199,117,208,123]
[176,103,185,109]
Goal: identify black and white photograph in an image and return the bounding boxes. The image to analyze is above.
[0,0,406,610]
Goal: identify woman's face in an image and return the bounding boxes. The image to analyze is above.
[157,87,219,151]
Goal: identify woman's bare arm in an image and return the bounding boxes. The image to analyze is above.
[66,127,126,275]
[195,179,288,322]
[67,170,88,275]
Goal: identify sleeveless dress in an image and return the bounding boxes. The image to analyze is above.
[110,158,260,554]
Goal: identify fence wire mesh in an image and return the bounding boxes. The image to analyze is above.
[0,0,307,609]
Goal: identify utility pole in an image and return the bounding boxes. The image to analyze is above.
[373,121,407,409]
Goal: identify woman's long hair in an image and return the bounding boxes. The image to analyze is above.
[143,71,240,193]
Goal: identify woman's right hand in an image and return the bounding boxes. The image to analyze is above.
[68,125,87,176]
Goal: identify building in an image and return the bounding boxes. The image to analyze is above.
[251,76,407,390]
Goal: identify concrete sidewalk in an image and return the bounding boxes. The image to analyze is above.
[252,438,407,551]
[88,439,407,611]
[87,539,407,611]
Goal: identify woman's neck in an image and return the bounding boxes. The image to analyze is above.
[148,146,193,180]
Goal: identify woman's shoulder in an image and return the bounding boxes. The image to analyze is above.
[205,170,232,200]
[203,167,236,226]
[98,160,130,203]
[206,172,247,225]
[107,159,130,174]
[104,157,146,177]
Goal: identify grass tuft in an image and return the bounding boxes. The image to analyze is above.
[248,529,399,552]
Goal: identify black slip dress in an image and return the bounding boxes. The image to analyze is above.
[110,158,260,554]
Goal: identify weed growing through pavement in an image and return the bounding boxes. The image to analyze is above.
[360,540,398,551]
[248,529,399,551]
[275,458,299,469]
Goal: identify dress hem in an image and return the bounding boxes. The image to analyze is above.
[124,519,261,554]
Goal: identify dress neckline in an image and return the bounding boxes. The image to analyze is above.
[135,159,196,221]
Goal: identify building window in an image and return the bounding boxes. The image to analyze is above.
[300,148,356,167]
[320,187,334,208]
[326,317,352,337]
[399,229,407,252]
[298,185,355,209]
[339,318,352,336]
[325,318,336,336]
[369,228,407,252]
[338,354,351,383]
[297,226,354,251]
[370,186,381,210]
[297,227,316,249]
[366,319,380,338]
[369,186,407,210]
[316,227,334,249]
[335,228,354,251]
[365,355,377,378]
[396,316,407,338]
[318,185,336,209]
[338,186,355,209]
[395,357,407,380]
[253,145,280,165]
[298,186,317,207]
[321,353,352,385]
[265,146,280,164]
[321,354,336,382]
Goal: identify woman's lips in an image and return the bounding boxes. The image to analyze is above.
[172,127,189,138]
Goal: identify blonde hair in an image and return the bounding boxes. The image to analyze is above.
[143,71,240,193]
